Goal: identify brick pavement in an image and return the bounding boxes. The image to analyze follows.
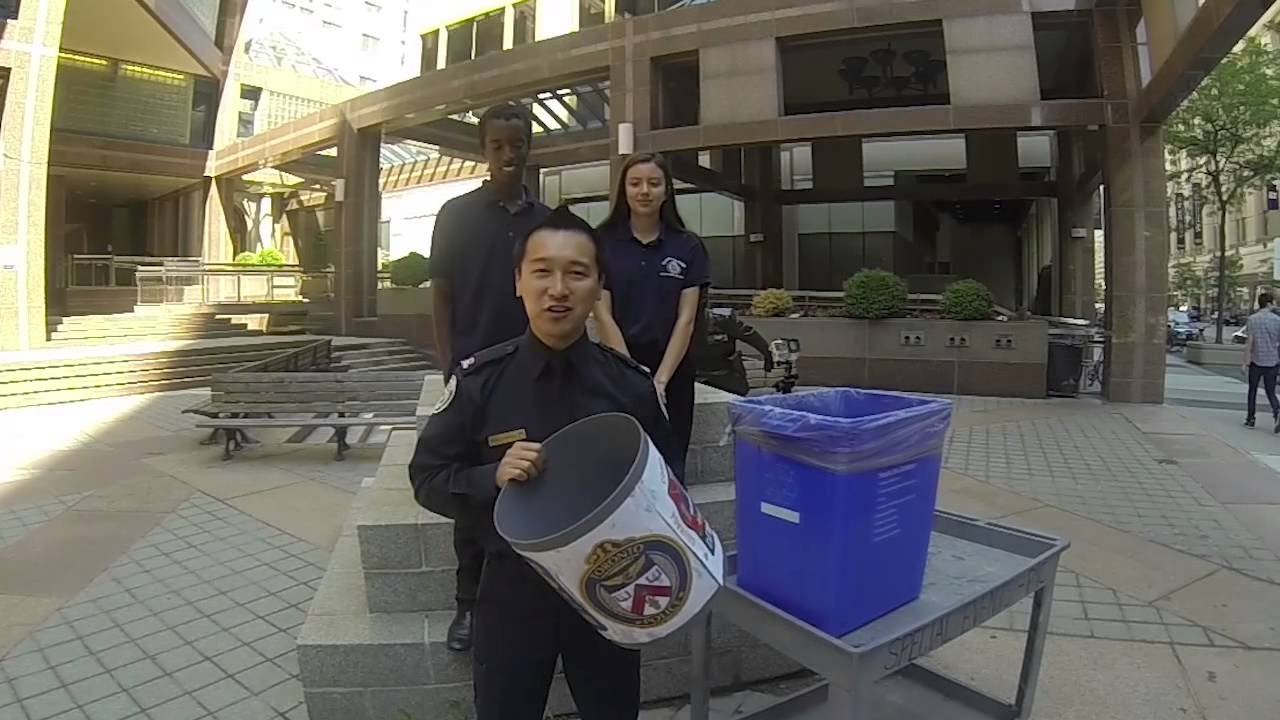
[946,404,1280,583]
[0,389,1277,719]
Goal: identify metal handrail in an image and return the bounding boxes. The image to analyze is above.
[135,266,335,306]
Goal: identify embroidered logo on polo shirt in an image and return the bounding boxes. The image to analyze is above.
[659,257,687,279]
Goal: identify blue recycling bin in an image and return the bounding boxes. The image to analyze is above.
[729,388,952,637]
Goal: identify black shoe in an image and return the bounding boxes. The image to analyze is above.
[1272,415,1279,434]
[1245,418,1256,428]
[446,609,472,652]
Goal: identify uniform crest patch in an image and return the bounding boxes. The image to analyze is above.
[460,356,476,370]
[659,257,687,279]
[580,535,691,629]
[432,376,457,414]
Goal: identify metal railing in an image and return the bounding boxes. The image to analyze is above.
[67,255,203,288]
[136,265,335,306]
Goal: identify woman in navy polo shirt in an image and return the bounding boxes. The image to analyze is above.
[594,153,710,462]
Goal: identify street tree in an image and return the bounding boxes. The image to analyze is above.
[1166,32,1280,343]
[1170,261,1205,306]
[1202,253,1244,317]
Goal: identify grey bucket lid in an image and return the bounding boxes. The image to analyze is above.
[494,412,651,553]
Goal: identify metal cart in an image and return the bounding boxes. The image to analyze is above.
[689,511,1070,720]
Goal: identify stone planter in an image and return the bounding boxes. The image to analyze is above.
[1186,341,1244,369]
[744,316,1049,398]
[375,287,434,351]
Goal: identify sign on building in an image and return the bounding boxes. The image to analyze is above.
[1192,183,1204,245]
[1174,192,1186,251]
[1267,182,1279,212]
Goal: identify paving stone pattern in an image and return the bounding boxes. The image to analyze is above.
[981,568,1243,647]
[0,493,327,720]
[0,494,87,550]
[945,410,1280,583]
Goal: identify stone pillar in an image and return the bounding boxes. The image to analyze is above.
[943,13,1040,106]
[203,177,247,262]
[966,131,1019,185]
[699,39,779,125]
[743,147,782,289]
[45,174,68,318]
[812,138,861,191]
[1056,132,1098,322]
[0,0,68,349]
[334,119,381,334]
[1096,6,1168,404]
[1139,0,1179,74]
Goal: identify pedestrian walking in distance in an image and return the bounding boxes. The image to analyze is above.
[1242,292,1280,431]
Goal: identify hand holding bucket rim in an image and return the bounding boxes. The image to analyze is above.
[494,413,724,646]
[496,441,545,487]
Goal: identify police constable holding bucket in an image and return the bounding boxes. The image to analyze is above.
[429,102,550,651]
[411,207,682,720]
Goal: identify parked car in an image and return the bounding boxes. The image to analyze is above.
[1167,311,1203,350]
[1234,327,1248,344]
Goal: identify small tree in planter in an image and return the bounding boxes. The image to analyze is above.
[751,288,794,317]
[233,251,258,265]
[256,247,286,266]
[941,279,995,320]
[843,269,907,319]
[388,252,431,288]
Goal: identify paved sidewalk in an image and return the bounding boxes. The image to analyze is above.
[0,379,1278,719]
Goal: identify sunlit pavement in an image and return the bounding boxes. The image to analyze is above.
[1,387,1280,719]
[0,390,380,720]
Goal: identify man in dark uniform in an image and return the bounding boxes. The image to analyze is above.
[695,306,773,396]
[410,207,680,720]
[429,102,551,651]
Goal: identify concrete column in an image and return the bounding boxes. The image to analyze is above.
[1056,132,1098,322]
[700,39,780,125]
[1096,6,1168,404]
[965,131,1019,185]
[943,13,1040,105]
[743,147,782,289]
[0,0,69,349]
[334,119,382,334]
[812,138,862,191]
[45,175,68,318]
[203,177,247,262]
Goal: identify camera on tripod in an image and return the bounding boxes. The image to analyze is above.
[769,338,801,394]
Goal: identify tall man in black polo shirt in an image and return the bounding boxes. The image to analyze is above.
[429,102,551,652]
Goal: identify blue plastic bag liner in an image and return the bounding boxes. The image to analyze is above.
[728,388,953,474]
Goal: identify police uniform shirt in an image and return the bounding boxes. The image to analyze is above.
[429,183,552,363]
[409,331,684,554]
[599,223,711,364]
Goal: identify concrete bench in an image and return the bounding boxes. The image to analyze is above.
[196,371,427,460]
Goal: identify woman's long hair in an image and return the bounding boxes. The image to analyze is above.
[599,153,689,233]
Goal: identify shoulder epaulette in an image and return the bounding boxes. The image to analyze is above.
[599,344,651,377]
[457,339,520,376]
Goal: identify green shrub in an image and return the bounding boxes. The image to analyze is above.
[233,251,258,265]
[256,247,286,266]
[388,252,431,288]
[941,279,995,320]
[843,269,907,319]
[750,288,795,317]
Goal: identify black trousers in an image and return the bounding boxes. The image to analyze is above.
[473,553,640,720]
[1247,362,1280,422]
[453,512,484,611]
[634,346,695,466]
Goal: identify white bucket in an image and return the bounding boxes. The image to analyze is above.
[494,413,724,646]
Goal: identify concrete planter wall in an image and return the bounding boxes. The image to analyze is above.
[376,287,434,351]
[1186,341,1244,369]
[746,316,1049,398]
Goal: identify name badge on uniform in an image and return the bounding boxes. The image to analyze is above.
[488,428,528,447]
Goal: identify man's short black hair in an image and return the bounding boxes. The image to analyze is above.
[1261,293,1274,308]
[478,102,533,148]
[513,205,604,274]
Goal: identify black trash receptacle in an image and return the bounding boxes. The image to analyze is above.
[1047,341,1084,397]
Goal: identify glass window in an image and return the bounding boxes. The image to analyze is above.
[781,23,950,115]
[513,1,536,47]
[447,20,475,65]
[1032,12,1100,100]
[653,54,700,129]
[364,1,380,13]
[474,9,504,58]
[421,30,440,73]
[1,0,20,20]
[238,85,262,138]
[189,78,216,148]
[580,0,606,27]
[361,34,380,53]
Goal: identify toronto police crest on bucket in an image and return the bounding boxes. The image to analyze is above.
[494,412,724,646]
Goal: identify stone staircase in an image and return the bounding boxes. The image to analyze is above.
[47,311,265,343]
[332,339,436,372]
[298,383,799,720]
[0,337,323,409]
